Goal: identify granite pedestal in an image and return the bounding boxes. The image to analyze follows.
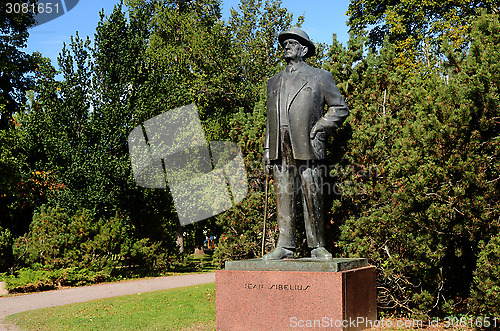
[216,258,376,331]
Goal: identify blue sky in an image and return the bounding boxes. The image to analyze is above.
[24,0,351,67]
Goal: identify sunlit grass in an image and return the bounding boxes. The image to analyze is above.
[5,282,216,330]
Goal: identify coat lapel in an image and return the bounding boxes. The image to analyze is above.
[276,73,282,118]
[286,66,308,112]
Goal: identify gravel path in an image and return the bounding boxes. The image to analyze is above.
[0,272,215,330]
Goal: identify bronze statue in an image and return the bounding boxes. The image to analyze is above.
[262,27,349,260]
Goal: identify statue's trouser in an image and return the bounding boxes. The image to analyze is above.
[272,127,325,249]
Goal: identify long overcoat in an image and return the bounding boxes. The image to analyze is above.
[265,62,349,160]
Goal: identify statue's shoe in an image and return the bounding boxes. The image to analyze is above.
[262,247,294,260]
[311,247,332,259]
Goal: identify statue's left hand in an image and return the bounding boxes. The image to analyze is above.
[310,121,326,140]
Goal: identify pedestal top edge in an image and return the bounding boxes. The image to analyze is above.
[224,257,369,272]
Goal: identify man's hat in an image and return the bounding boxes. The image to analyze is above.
[278,27,316,58]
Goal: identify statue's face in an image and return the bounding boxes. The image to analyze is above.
[283,38,308,62]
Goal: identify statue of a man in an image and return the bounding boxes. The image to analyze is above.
[262,27,349,260]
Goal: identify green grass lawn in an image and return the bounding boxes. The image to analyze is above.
[5,282,216,331]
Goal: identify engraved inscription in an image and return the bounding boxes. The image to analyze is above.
[269,284,310,291]
[243,283,310,291]
[244,283,265,290]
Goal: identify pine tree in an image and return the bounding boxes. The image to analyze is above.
[333,10,500,316]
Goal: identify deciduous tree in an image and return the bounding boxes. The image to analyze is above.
[347,0,500,69]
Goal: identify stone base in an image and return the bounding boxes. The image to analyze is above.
[216,259,376,331]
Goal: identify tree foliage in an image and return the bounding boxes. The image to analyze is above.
[0,0,39,258]
[227,0,304,109]
[2,0,500,319]
[20,4,182,273]
[347,0,500,68]
[331,11,500,316]
[0,0,36,130]
[7,0,303,275]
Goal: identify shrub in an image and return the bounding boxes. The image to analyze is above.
[469,233,500,317]
[4,265,110,293]
[12,205,146,280]
[4,267,57,292]
[0,227,13,271]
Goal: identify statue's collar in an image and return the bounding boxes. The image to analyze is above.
[285,61,306,73]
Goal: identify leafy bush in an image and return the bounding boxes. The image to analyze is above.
[4,267,57,292]
[4,266,109,293]
[14,206,126,271]
[214,191,275,266]
[11,205,162,287]
[469,233,500,317]
[0,227,13,271]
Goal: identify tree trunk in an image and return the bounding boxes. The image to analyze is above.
[194,226,205,255]
[176,221,184,253]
